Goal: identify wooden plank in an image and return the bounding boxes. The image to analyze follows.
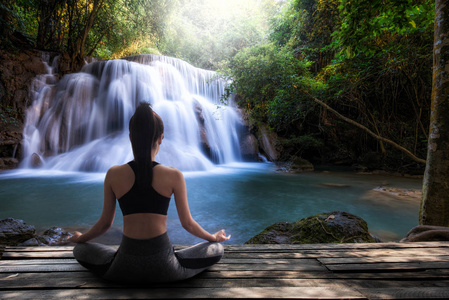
[5,242,449,253]
[219,258,322,265]
[3,246,76,251]
[0,261,326,273]
[209,261,327,271]
[326,261,449,272]
[0,258,77,265]
[223,242,449,251]
[333,269,449,279]
[318,255,449,264]
[3,247,448,260]
[0,287,366,299]
[357,287,449,299]
[0,264,87,273]
[199,270,338,279]
[0,258,318,266]
[344,279,449,288]
[324,248,449,257]
[224,248,449,259]
[0,272,347,289]
[1,251,74,259]
[0,258,319,267]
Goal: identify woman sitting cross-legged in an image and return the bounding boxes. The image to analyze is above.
[68,102,230,283]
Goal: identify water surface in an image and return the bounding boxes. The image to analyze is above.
[0,163,422,244]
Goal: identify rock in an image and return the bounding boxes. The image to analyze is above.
[31,152,42,168]
[1,158,19,169]
[400,225,449,242]
[19,226,72,246]
[246,222,294,244]
[257,125,280,162]
[19,238,41,246]
[245,211,377,244]
[41,227,71,245]
[290,156,314,173]
[275,157,314,173]
[0,218,36,246]
[372,186,422,199]
[240,133,259,161]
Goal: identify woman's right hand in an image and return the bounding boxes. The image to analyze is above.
[67,231,83,243]
[213,229,231,242]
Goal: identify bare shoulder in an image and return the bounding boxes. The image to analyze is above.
[106,163,132,179]
[154,164,183,180]
[107,163,129,173]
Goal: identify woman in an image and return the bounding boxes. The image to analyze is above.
[69,102,230,283]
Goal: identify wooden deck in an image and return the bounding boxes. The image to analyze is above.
[1,242,449,299]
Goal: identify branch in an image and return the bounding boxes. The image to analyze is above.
[305,92,426,164]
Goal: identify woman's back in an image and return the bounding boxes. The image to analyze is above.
[109,162,178,239]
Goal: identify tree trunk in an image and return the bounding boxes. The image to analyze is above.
[419,0,449,226]
[70,0,103,72]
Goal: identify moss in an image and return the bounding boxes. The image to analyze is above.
[245,211,377,244]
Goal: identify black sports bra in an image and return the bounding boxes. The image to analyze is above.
[118,161,170,216]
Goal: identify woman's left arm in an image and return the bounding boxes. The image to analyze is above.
[68,168,117,243]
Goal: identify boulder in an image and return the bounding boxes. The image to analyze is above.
[31,152,43,168]
[40,227,71,245]
[0,218,36,246]
[245,211,378,244]
[20,227,72,246]
[400,225,449,242]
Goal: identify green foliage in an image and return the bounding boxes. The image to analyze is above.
[270,0,339,72]
[0,0,36,49]
[221,43,318,131]
[221,0,433,166]
[158,0,278,70]
[223,44,307,126]
[334,0,434,57]
[280,134,324,156]
[100,0,175,59]
[2,0,174,61]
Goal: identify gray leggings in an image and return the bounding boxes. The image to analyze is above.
[73,232,223,283]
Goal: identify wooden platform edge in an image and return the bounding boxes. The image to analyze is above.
[3,241,449,251]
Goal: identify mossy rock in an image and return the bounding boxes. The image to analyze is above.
[290,156,314,172]
[245,211,378,244]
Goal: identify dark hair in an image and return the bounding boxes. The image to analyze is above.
[129,102,164,187]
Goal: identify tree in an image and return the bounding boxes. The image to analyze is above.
[4,0,174,68]
[159,0,278,70]
[419,0,449,226]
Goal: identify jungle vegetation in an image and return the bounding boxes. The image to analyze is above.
[220,0,434,173]
[0,0,435,172]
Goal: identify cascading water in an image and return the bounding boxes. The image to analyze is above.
[22,54,243,172]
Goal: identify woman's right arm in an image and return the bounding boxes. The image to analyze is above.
[68,167,117,243]
[172,168,230,243]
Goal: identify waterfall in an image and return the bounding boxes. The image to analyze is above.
[22,54,243,172]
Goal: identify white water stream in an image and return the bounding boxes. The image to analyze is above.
[22,54,243,172]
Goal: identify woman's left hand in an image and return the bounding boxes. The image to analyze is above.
[212,229,231,242]
[67,231,83,243]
